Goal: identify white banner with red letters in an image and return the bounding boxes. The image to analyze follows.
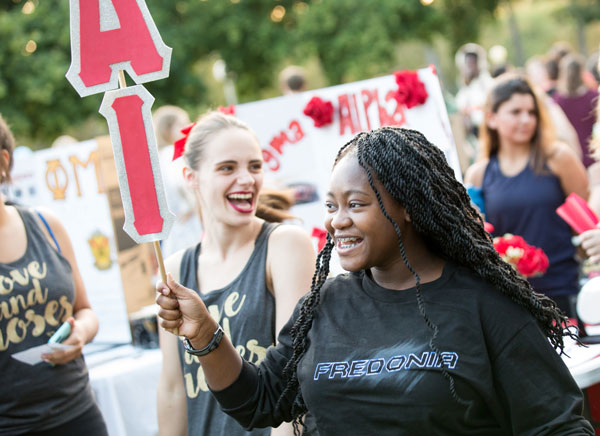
[235,67,460,250]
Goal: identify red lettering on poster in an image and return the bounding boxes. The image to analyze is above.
[262,149,280,172]
[269,132,290,155]
[338,94,361,136]
[78,0,164,87]
[361,89,379,131]
[264,120,305,172]
[111,94,163,235]
[269,120,305,154]
[379,90,406,127]
[351,94,363,132]
[289,120,305,142]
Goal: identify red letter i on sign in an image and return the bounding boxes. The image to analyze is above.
[99,85,174,243]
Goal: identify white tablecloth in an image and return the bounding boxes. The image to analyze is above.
[87,346,162,436]
[562,343,600,390]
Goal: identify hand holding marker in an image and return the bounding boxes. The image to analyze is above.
[48,320,72,344]
[43,319,73,366]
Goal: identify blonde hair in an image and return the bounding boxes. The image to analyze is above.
[0,115,15,184]
[184,111,296,223]
[479,73,556,173]
[153,105,190,149]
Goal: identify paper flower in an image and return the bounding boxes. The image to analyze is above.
[303,96,334,127]
[393,70,428,109]
[493,234,549,278]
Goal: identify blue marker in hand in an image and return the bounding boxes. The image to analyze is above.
[48,320,71,344]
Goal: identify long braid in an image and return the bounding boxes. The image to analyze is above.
[275,139,357,435]
[356,127,569,350]
[355,133,470,406]
[277,238,334,435]
[276,127,570,430]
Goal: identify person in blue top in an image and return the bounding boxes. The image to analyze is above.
[157,126,592,435]
[465,73,588,319]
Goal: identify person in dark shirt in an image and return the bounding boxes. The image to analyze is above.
[465,74,588,319]
[157,111,315,436]
[0,115,107,435]
[157,126,593,435]
[553,53,600,169]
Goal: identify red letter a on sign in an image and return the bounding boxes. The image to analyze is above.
[66,0,172,97]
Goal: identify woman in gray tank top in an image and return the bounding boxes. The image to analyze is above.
[157,111,316,436]
[0,115,107,435]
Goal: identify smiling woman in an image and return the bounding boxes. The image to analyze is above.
[464,73,589,319]
[156,111,316,436]
[156,126,593,435]
[324,149,437,283]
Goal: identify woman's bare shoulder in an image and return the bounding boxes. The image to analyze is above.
[464,158,490,187]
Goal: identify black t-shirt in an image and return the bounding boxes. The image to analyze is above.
[213,262,593,435]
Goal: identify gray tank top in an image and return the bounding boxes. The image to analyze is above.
[178,222,277,436]
[0,206,94,434]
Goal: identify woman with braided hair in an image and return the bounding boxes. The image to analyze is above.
[157,126,592,435]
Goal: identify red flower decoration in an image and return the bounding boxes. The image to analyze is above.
[218,105,236,115]
[493,233,549,278]
[311,227,328,251]
[303,96,334,127]
[493,234,527,256]
[393,70,428,109]
[172,122,196,161]
[517,247,550,278]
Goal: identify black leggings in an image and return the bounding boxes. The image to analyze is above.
[26,404,108,436]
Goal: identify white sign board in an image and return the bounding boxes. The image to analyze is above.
[236,67,460,238]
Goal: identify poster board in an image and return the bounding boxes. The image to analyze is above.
[235,67,460,237]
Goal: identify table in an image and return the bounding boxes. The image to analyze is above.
[562,343,600,389]
[562,342,600,431]
[87,346,162,436]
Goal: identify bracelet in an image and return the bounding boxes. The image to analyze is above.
[182,325,224,356]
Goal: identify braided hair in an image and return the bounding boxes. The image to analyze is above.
[278,126,571,434]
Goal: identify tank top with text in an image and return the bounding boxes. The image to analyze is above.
[178,222,278,436]
[0,206,94,435]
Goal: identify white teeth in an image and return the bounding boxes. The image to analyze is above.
[228,193,252,200]
[337,237,361,249]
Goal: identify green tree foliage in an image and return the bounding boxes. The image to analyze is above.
[0,1,102,147]
[295,0,500,84]
[561,0,600,24]
[0,0,500,147]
